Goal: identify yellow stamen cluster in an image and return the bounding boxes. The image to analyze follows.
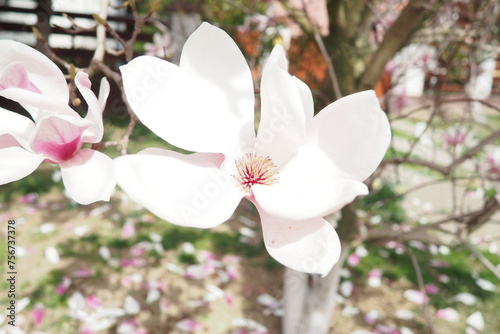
[233,153,279,192]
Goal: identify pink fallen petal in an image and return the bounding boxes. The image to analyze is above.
[429,260,448,268]
[86,294,102,310]
[364,310,379,325]
[225,292,234,306]
[55,276,72,295]
[226,264,239,280]
[120,258,146,268]
[175,318,203,332]
[436,308,459,322]
[122,219,136,239]
[32,302,45,325]
[184,263,215,280]
[465,327,479,334]
[347,253,360,267]
[20,192,38,204]
[425,283,439,295]
[73,266,94,278]
[403,289,428,304]
[368,269,383,287]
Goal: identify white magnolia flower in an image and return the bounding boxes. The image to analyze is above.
[115,23,391,275]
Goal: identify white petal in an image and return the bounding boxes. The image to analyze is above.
[0,87,79,121]
[59,149,115,205]
[0,40,69,103]
[0,109,34,148]
[436,308,459,322]
[256,45,312,166]
[454,292,477,305]
[475,277,496,291]
[311,90,391,181]
[466,311,484,331]
[123,296,140,315]
[45,246,60,264]
[0,146,43,184]
[180,22,255,140]
[403,289,428,304]
[256,203,341,276]
[114,148,243,228]
[75,72,105,142]
[253,145,368,220]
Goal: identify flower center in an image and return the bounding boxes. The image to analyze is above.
[233,153,279,192]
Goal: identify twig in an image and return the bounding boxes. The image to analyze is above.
[460,237,500,281]
[406,246,436,334]
[32,27,72,70]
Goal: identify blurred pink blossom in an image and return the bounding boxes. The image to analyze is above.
[347,253,360,267]
[175,318,203,332]
[436,308,459,322]
[32,302,45,325]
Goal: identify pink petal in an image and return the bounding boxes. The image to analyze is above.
[175,318,203,332]
[347,253,360,267]
[0,62,41,93]
[122,219,136,239]
[114,148,242,228]
[86,294,102,310]
[0,40,69,103]
[310,90,391,181]
[403,289,428,304]
[255,203,341,276]
[60,149,115,204]
[425,283,439,295]
[436,308,459,322]
[32,303,45,325]
[31,115,89,162]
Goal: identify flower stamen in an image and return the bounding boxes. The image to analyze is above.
[233,153,279,192]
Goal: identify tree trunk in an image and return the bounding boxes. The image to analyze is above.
[283,243,349,334]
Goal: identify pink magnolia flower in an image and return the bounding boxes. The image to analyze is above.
[115,23,391,275]
[0,40,114,204]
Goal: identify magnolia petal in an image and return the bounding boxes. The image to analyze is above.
[0,40,68,103]
[255,203,341,276]
[60,149,115,205]
[403,289,428,304]
[180,22,255,146]
[98,76,110,110]
[436,308,459,322]
[75,72,106,142]
[121,55,253,156]
[31,115,89,162]
[466,311,484,331]
[0,146,43,184]
[0,87,79,121]
[311,90,391,181]
[0,62,41,93]
[256,45,311,166]
[253,145,368,220]
[114,148,243,228]
[0,109,34,148]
